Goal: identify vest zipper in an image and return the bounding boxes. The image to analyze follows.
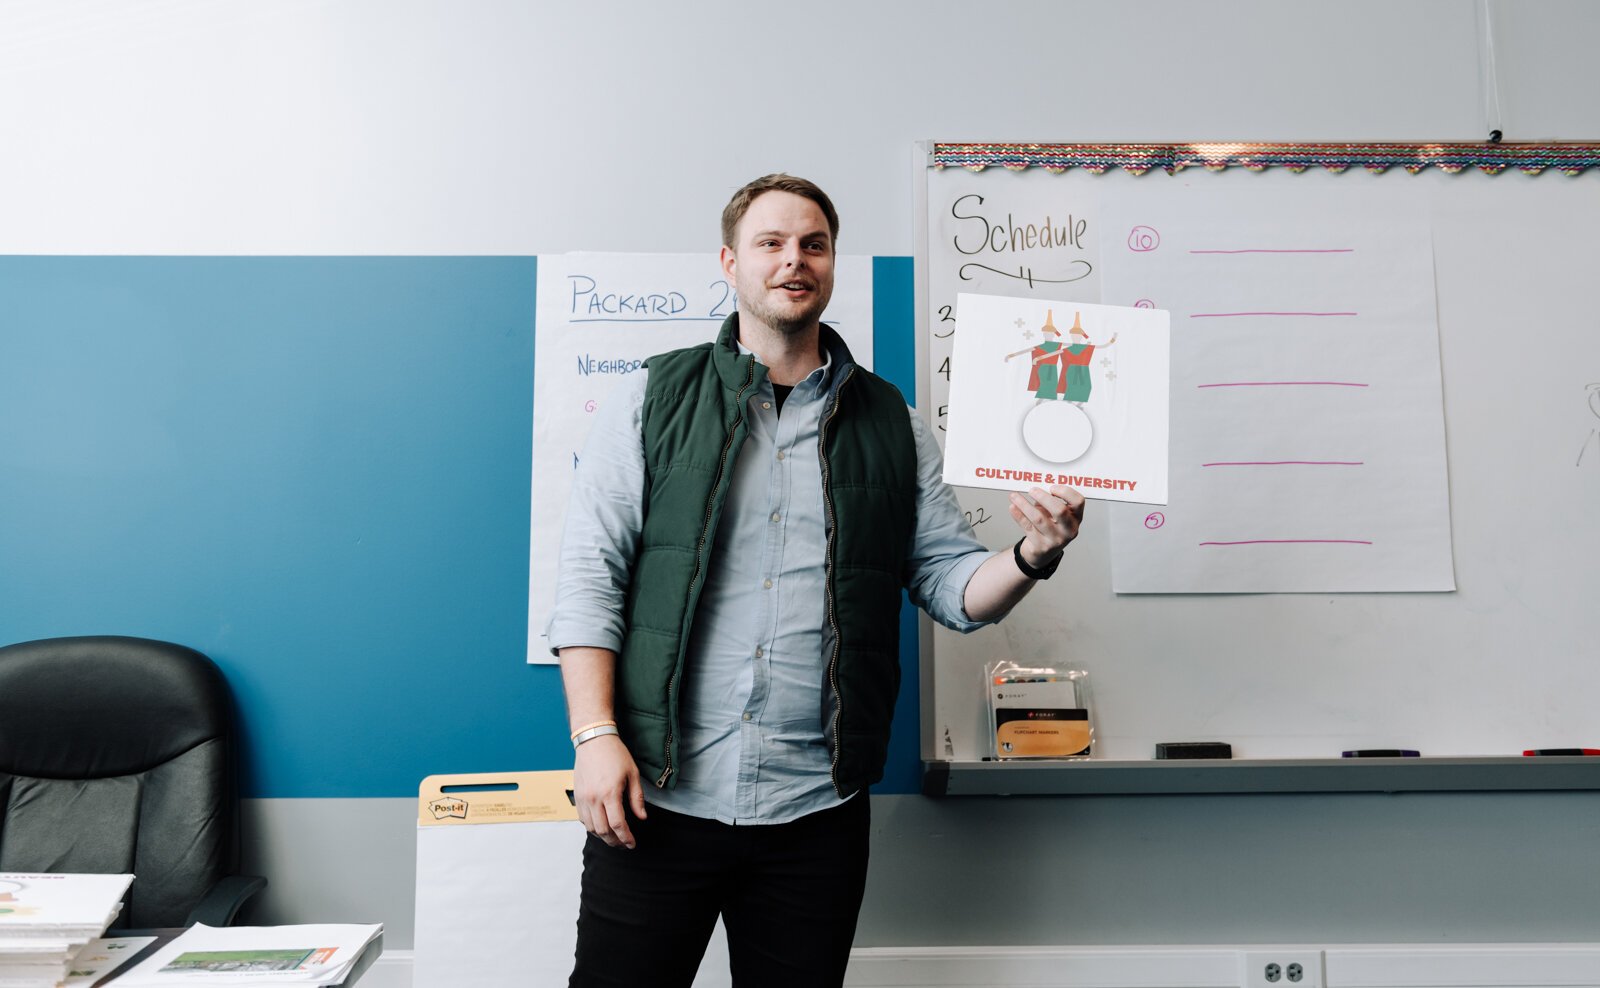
[658,356,758,788]
[819,365,855,797]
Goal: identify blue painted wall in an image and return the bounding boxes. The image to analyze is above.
[0,255,924,798]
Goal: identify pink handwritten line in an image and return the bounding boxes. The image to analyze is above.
[1191,311,1358,318]
[1202,460,1363,467]
[1200,539,1374,546]
[1198,381,1368,388]
[1189,249,1355,254]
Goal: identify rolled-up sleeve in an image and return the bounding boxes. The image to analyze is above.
[545,370,649,655]
[901,408,994,632]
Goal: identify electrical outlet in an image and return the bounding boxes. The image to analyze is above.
[1239,950,1324,988]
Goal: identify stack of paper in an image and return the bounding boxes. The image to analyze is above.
[112,924,382,987]
[60,937,159,986]
[0,873,134,987]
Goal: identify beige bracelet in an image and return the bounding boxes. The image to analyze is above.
[571,724,620,749]
[569,719,617,741]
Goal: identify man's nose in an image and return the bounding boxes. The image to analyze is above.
[783,243,805,268]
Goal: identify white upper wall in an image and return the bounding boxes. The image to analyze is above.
[10,0,1594,257]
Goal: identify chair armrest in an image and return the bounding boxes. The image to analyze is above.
[185,874,268,927]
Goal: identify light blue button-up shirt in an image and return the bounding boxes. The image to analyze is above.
[548,339,991,824]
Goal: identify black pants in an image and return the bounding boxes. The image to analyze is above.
[569,796,871,987]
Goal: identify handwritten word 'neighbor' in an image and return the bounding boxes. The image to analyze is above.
[576,354,643,376]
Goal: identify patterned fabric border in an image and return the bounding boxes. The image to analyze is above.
[931,142,1600,176]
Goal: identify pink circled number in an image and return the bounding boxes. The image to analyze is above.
[1144,512,1165,530]
[1128,226,1161,252]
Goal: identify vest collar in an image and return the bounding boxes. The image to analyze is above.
[712,313,859,392]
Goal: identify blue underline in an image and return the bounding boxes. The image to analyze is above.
[569,317,726,323]
[568,317,850,327]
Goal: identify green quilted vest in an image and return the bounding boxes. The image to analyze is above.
[616,313,917,797]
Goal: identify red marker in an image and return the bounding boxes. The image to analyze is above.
[1522,749,1600,756]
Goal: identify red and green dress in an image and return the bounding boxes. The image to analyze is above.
[1061,343,1096,401]
[1027,341,1063,399]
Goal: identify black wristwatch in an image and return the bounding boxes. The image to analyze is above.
[1013,538,1063,580]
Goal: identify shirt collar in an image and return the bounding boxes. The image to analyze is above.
[735,337,834,389]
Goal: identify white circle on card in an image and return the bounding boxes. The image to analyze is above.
[1022,401,1093,464]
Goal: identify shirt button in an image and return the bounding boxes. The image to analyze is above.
[743,712,753,721]
[776,450,786,461]
[763,578,773,589]
[762,401,771,409]
[754,646,764,658]
[770,511,780,523]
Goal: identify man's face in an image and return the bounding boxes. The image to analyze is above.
[720,190,835,337]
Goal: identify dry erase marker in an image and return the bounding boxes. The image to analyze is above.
[1523,748,1600,756]
[1342,749,1420,757]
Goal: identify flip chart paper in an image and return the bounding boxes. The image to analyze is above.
[527,253,873,663]
[413,771,731,987]
[1101,191,1454,593]
[943,294,1169,504]
[414,771,583,987]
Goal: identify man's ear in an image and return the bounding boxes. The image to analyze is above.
[719,245,737,282]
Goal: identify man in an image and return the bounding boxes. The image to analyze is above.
[548,173,1085,987]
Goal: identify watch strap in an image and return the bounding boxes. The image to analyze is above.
[1013,538,1062,580]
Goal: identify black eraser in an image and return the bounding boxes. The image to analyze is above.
[1155,741,1233,759]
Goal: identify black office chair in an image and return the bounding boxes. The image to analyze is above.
[0,635,266,929]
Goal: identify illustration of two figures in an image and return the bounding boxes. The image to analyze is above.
[1004,309,1116,403]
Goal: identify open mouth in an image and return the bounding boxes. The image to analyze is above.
[775,280,813,294]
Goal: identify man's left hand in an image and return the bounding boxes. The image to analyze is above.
[1007,484,1085,569]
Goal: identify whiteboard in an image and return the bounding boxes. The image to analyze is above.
[915,150,1600,763]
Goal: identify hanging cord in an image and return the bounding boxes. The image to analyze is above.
[1477,0,1505,142]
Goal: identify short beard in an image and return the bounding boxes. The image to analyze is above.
[737,287,833,337]
[763,309,819,337]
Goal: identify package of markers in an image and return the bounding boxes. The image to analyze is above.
[985,661,1094,759]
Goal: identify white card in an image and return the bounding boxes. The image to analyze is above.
[942,294,1169,504]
